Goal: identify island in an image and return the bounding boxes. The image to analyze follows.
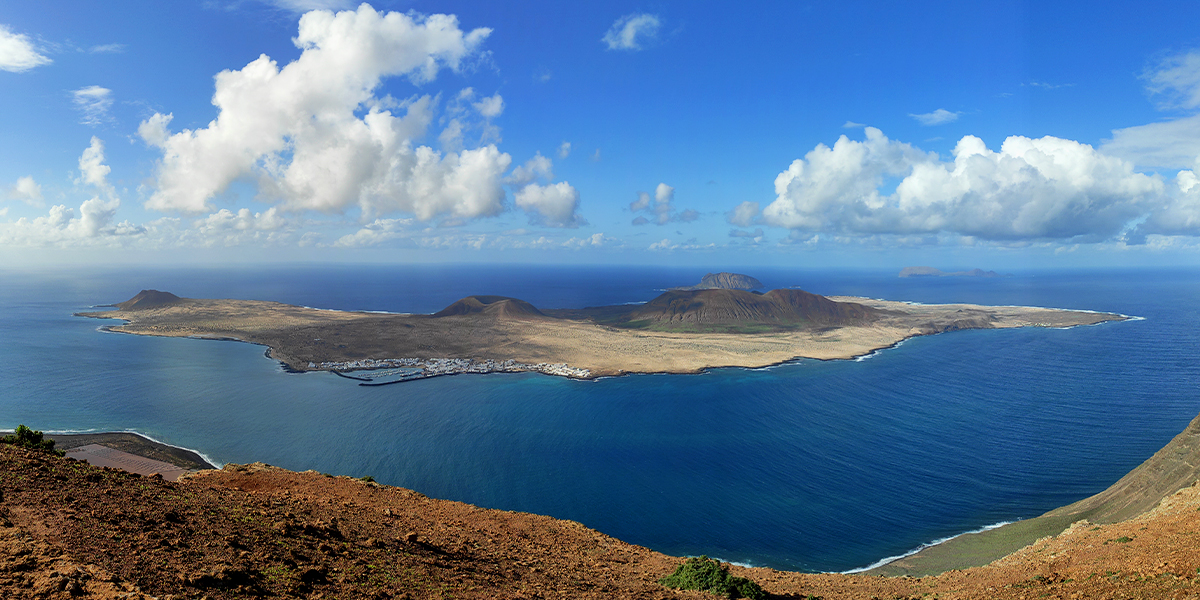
[669,271,764,291]
[77,286,1127,381]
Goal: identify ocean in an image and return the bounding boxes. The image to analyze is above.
[0,264,1197,573]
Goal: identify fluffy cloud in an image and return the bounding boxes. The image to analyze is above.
[562,232,608,248]
[76,137,114,197]
[472,93,504,118]
[1127,169,1200,242]
[557,142,571,159]
[8,176,42,205]
[140,5,503,223]
[0,197,142,246]
[629,182,698,225]
[507,153,552,186]
[505,153,583,227]
[514,181,583,228]
[762,127,1170,242]
[195,207,285,235]
[602,13,661,51]
[909,109,961,126]
[0,24,51,72]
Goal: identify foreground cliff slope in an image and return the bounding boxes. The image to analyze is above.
[6,417,1200,600]
[872,410,1200,577]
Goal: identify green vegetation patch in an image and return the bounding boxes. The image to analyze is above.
[659,555,766,599]
[1,425,64,456]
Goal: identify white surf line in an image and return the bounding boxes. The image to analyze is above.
[41,428,225,470]
[839,520,1015,574]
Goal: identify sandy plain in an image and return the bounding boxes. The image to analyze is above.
[78,295,1126,378]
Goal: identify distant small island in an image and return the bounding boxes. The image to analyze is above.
[670,272,764,291]
[899,266,1006,278]
[78,284,1127,382]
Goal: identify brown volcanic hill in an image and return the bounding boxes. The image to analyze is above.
[114,289,182,311]
[672,272,765,291]
[622,288,879,330]
[7,419,1200,600]
[432,295,546,319]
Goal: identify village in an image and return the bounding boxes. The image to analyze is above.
[307,357,592,382]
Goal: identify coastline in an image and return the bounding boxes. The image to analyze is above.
[76,293,1129,384]
[39,430,219,471]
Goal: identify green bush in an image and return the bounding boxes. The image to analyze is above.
[659,555,766,599]
[1,425,64,456]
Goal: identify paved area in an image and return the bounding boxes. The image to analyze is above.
[65,444,190,481]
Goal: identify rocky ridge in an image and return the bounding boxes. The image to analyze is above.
[5,415,1200,599]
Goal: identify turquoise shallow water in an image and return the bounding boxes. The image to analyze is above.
[0,265,1197,572]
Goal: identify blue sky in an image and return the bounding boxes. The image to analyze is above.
[3,1,1200,269]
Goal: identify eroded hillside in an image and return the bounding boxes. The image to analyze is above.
[5,438,1200,599]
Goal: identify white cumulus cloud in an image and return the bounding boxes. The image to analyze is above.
[602,13,661,51]
[514,181,583,228]
[507,153,553,186]
[76,137,114,198]
[630,182,699,225]
[139,5,501,223]
[473,93,504,118]
[0,24,51,72]
[8,176,43,205]
[762,127,1169,242]
[557,141,571,159]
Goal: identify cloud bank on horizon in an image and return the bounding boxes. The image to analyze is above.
[2,2,1200,263]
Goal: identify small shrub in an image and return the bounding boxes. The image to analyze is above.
[360,475,376,483]
[659,555,766,600]
[1,425,63,456]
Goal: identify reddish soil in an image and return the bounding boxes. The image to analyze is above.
[3,443,1200,599]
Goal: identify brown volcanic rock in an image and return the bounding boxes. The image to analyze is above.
[672,272,765,291]
[113,290,182,311]
[5,426,1200,599]
[625,288,879,329]
[432,295,546,319]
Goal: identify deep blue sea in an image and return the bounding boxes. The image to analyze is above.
[1,264,1197,573]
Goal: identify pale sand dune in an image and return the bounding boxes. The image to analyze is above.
[79,295,1126,378]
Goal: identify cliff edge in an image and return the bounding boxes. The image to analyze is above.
[5,411,1200,598]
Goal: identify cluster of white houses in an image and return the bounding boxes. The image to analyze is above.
[307,357,591,380]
